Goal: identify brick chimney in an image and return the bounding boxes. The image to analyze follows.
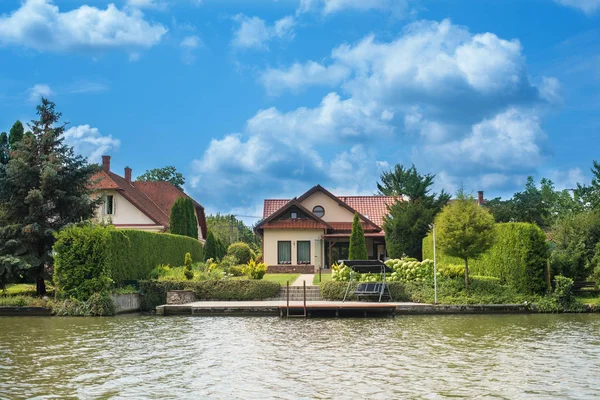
[477,191,484,206]
[124,167,132,183]
[102,155,111,172]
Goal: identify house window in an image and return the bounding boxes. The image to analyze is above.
[105,195,115,215]
[313,205,325,218]
[297,241,311,264]
[278,241,291,264]
[291,212,298,219]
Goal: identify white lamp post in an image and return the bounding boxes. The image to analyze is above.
[429,223,437,304]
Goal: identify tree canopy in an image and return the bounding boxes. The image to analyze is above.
[348,213,368,260]
[137,166,185,190]
[206,213,260,252]
[0,99,100,294]
[8,120,24,149]
[380,164,450,259]
[169,196,198,239]
[435,191,496,288]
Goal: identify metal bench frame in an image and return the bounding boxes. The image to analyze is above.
[341,260,393,303]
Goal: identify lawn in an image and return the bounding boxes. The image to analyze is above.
[313,272,332,285]
[576,294,600,306]
[262,274,300,285]
[2,283,55,297]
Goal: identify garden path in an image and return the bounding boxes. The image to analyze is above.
[291,274,315,286]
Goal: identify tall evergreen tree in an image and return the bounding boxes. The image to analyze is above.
[8,120,24,149]
[204,230,218,261]
[348,213,368,260]
[185,197,199,239]
[0,132,8,164]
[0,99,100,295]
[380,164,450,259]
[169,197,189,237]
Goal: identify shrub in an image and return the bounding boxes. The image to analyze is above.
[139,280,281,311]
[320,281,411,301]
[538,275,584,313]
[438,264,465,279]
[52,293,116,316]
[227,265,245,277]
[227,242,254,265]
[218,255,239,270]
[424,222,549,294]
[184,253,193,280]
[53,225,204,300]
[242,259,267,280]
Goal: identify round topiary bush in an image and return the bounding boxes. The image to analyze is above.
[227,242,254,265]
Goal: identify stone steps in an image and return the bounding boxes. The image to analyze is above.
[267,286,323,301]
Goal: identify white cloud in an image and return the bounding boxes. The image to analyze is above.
[126,0,167,10]
[298,0,409,15]
[0,0,167,53]
[180,35,202,64]
[231,14,295,50]
[63,125,120,163]
[555,0,600,14]
[28,84,54,102]
[260,61,350,95]
[548,168,587,190]
[539,77,562,104]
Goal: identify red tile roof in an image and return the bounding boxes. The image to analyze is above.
[263,194,400,228]
[328,222,380,232]
[90,170,207,238]
[262,220,328,229]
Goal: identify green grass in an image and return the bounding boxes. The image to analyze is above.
[2,283,54,297]
[313,272,332,286]
[576,294,600,306]
[262,274,300,285]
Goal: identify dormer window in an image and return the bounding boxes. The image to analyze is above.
[291,212,298,219]
[312,205,325,218]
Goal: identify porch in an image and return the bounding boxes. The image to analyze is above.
[323,233,387,268]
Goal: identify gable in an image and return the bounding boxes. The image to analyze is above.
[299,191,355,223]
[96,191,157,225]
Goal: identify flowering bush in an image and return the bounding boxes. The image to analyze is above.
[242,260,267,280]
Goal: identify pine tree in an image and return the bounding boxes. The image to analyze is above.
[0,99,100,295]
[204,230,218,261]
[349,213,368,260]
[185,197,198,239]
[0,132,8,164]
[169,197,189,237]
[8,120,24,149]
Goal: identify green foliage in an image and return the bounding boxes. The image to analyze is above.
[185,197,199,239]
[184,253,193,280]
[0,256,29,290]
[0,100,101,295]
[206,213,261,252]
[8,120,24,149]
[320,281,411,301]
[227,242,255,265]
[137,166,185,190]
[227,265,245,277]
[550,211,600,280]
[242,259,267,280]
[435,192,495,287]
[52,293,116,316]
[170,197,190,237]
[575,160,600,211]
[0,295,50,307]
[537,275,584,313]
[53,225,204,300]
[438,264,465,279]
[139,279,281,311]
[349,213,368,260]
[424,222,549,294]
[379,164,450,260]
[0,132,8,164]
[204,230,220,261]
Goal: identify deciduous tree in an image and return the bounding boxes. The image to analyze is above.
[138,166,185,190]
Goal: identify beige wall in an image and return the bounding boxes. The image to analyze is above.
[263,229,325,267]
[95,191,156,225]
[299,191,354,222]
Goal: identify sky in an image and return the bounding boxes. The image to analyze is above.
[0,0,599,223]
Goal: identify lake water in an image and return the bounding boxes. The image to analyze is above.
[1,314,599,399]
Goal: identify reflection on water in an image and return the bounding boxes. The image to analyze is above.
[1,314,599,399]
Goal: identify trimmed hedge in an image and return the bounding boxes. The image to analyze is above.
[54,225,203,300]
[139,280,281,311]
[320,281,411,302]
[423,222,549,294]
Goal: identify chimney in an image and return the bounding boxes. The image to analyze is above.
[102,155,111,172]
[124,166,132,183]
[477,191,484,206]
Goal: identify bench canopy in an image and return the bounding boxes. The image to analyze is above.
[338,260,393,274]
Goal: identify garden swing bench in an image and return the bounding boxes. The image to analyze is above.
[340,260,394,303]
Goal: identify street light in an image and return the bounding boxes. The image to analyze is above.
[429,223,437,304]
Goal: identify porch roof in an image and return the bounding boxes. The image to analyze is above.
[323,232,385,238]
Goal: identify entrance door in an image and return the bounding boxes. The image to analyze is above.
[325,241,349,267]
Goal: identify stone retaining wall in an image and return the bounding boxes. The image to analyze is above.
[267,265,315,274]
[167,290,197,305]
[111,293,141,314]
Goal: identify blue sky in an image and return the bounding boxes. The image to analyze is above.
[0,0,599,221]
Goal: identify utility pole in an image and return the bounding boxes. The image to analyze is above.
[230,215,234,244]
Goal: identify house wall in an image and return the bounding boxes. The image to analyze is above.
[263,229,325,268]
[95,191,157,226]
[299,191,355,223]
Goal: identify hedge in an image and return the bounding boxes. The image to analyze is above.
[423,222,549,294]
[53,225,203,300]
[320,281,411,302]
[139,280,281,311]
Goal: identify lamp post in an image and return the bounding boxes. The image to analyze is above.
[429,223,437,304]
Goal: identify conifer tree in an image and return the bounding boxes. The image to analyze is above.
[0,132,8,164]
[169,197,189,237]
[204,230,218,261]
[185,197,199,239]
[349,213,368,260]
[0,99,100,295]
[8,120,24,149]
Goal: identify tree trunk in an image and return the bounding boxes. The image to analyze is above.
[36,277,46,297]
[464,258,470,290]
